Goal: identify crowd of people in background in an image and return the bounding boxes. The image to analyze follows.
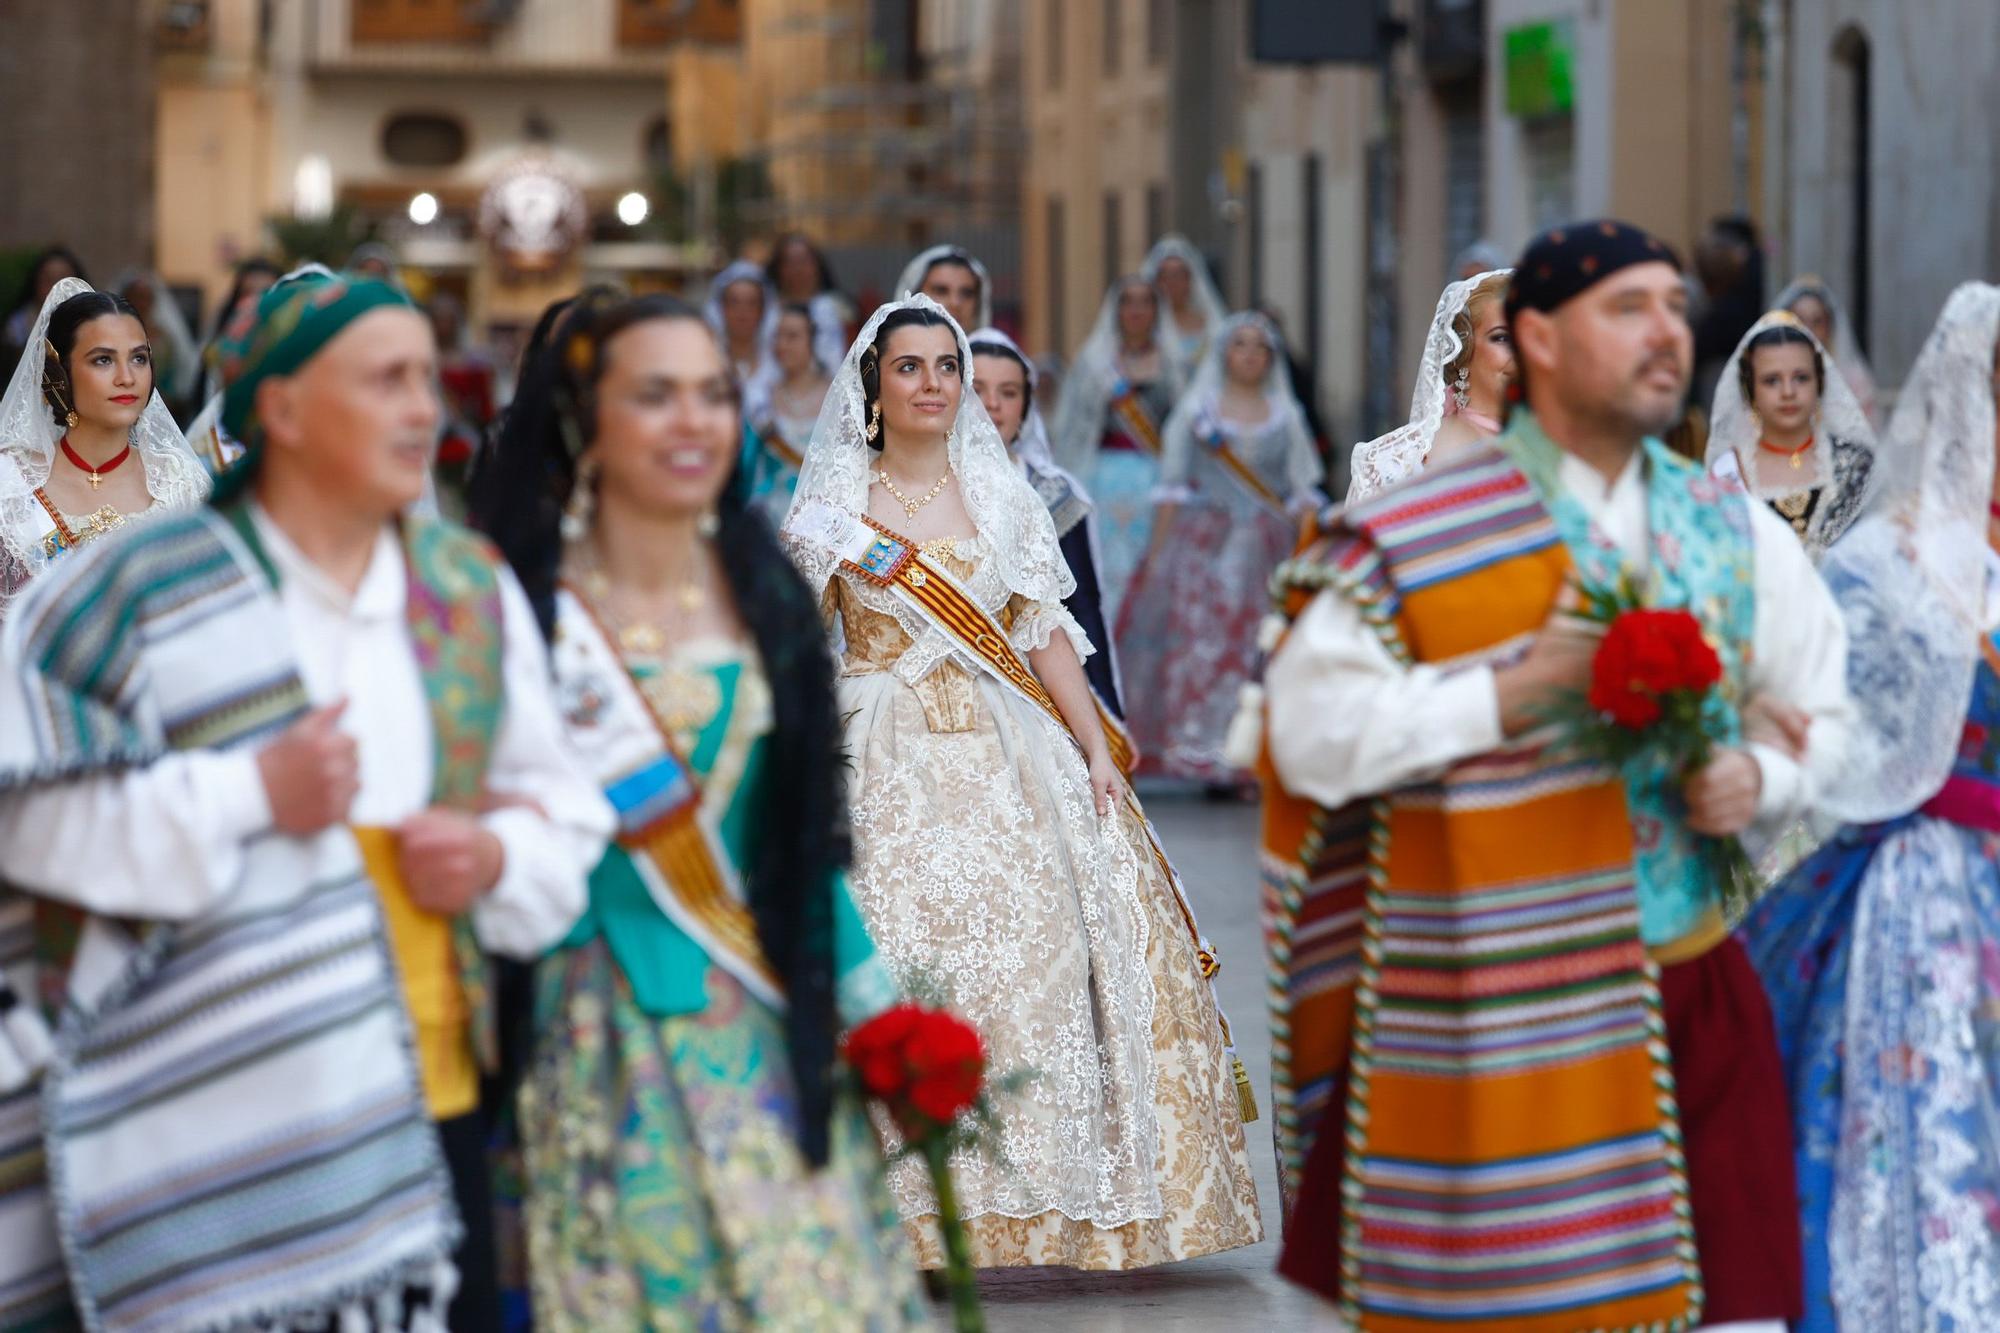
[2,213,1997,1333]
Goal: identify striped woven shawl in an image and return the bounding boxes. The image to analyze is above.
[1260,445,1702,1331]
[0,509,458,1333]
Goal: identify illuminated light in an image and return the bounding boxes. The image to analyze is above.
[408,192,440,225]
[617,191,650,226]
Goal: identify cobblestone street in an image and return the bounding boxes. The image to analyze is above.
[981,794,1339,1331]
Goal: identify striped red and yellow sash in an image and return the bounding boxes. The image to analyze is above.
[1198,424,1288,516]
[802,503,1251,1117]
[761,427,804,471]
[1109,383,1164,456]
[563,584,779,999]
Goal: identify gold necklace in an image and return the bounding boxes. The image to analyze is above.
[573,543,708,657]
[875,465,952,521]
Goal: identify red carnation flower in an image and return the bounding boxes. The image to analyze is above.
[1588,608,1721,730]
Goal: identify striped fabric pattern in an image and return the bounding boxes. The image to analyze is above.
[1261,444,1701,1331]
[0,508,458,1333]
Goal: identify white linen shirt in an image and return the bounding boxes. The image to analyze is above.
[0,508,612,956]
[1266,448,1855,844]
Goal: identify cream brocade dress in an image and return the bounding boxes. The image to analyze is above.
[828,531,1262,1270]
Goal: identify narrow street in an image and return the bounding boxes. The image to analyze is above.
[982,795,1339,1331]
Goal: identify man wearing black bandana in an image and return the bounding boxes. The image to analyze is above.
[1258,220,1853,1329]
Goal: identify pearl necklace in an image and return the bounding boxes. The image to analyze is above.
[875,465,952,521]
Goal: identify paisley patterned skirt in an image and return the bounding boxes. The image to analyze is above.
[1741,814,2000,1332]
[518,939,929,1331]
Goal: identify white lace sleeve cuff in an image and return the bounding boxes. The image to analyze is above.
[1012,600,1095,662]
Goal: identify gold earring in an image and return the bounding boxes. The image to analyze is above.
[866,400,882,442]
[64,409,79,431]
[697,509,720,538]
[561,456,599,542]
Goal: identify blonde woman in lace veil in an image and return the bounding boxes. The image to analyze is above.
[1738,282,2000,1333]
[0,277,208,614]
[1142,234,1228,380]
[1050,275,1186,617]
[1779,275,1880,426]
[781,295,1261,1271]
[1346,268,1513,502]
[1705,310,1879,561]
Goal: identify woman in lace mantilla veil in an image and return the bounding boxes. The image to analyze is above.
[1051,276,1185,620]
[0,277,208,616]
[781,295,1261,1270]
[470,291,927,1328]
[1780,275,1881,426]
[743,303,832,524]
[1705,310,1879,561]
[1116,313,1324,786]
[1142,235,1228,382]
[1738,282,2000,1333]
[1346,268,1513,502]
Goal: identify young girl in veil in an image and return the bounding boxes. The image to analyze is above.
[0,278,208,613]
[781,295,1261,1271]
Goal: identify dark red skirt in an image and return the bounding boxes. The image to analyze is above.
[1278,936,1804,1322]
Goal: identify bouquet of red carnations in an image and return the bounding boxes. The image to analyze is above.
[844,1002,995,1332]
[1548,575,1759,918]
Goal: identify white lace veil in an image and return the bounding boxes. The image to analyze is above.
[780,294,1075,608]
[893,245,993,331]
[1049,275,1185,474]
[1704,311,1880,558]
[1347,268,1511,502]
[1162,311,1319,501]
[1776,275,1881,424]
[0,276,211,607]
[1815,282,2000,825]
[705,260,779,417]
[1142,234,1228,377]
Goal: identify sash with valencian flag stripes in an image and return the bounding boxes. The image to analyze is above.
[1107,376,1164,456]
[552,582,782,1007]
[1193,411,1288,516]
[1257,443,1701,1331]
[792,500,1254,1121]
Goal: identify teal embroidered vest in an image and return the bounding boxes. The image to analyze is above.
[1498,412,1757,946]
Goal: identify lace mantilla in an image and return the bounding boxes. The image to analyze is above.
[1818,283,2000,825]
[780,294,1077,616]
[1348,268,1511,502]
[0,277,211,614]
[1049,278,1187,476]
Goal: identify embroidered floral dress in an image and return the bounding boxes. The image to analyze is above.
[1741,634,2000,1333]
[826,531,1262,1270]
[522,608,928,1331]
[1116,403,1322,784]
[1082,376,1178,621]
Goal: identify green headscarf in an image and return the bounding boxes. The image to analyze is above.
[210,270,413,505]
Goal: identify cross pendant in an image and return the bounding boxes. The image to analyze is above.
[88,471,102,489]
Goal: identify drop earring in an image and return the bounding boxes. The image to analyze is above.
[561,456,599,542]
[866,400,882,442]
[1452,367,1470,411]
[697,509,720,538]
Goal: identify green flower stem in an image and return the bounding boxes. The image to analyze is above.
[925,1137,985,1333]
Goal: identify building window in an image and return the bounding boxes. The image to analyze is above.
[1103,191,1123,286]
[1147,0,1170,65]
[1522,116,1575,231]
[1103,0,1121,76]
[1144,183,1166,249]
[351,0,488,44]
[1046,195,1067,353]
[1442,98,1484,270]
[619,0,740,47]
[1303,153,1322,375]
[381,113,470,168]
[1831,24,1872,352]
[1045,0,1063,89]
